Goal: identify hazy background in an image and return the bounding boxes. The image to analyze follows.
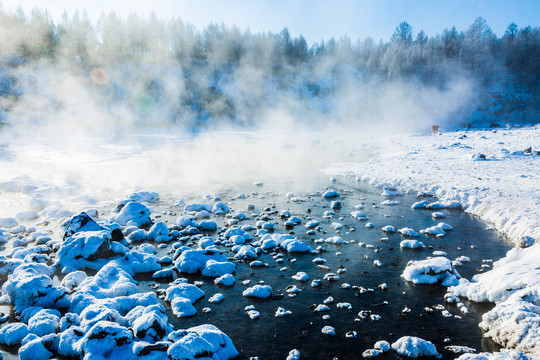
[0,1,538,203]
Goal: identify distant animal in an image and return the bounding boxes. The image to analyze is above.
[489,123,501,128]
[431,125,440,135]
[459,122,472,129]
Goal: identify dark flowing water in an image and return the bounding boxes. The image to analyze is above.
[132,177,511,360]
[0,172,511,359]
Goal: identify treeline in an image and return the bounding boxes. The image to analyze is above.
[0,7,539,127]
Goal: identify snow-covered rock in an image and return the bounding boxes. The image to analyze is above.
[398,227,420,237]
[391,336,441,358]
[402,257,461,286]
[175,249,229,274]
[400,240,425,249]
[112,201,152,227]
[242,285,272,299]
[56,230,126,271]
[167,324,238,360]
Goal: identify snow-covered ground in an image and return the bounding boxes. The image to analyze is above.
[326,125,540,358]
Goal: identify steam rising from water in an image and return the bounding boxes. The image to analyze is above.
[0,10,475,208]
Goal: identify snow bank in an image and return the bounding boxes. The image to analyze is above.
[478,287,540,357]
[451,244,540,303]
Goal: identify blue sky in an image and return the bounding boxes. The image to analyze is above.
[2,0,539,44]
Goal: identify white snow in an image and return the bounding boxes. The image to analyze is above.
[242,285,272,299]
[292,272,309,282]
[391,336,441,358]
[400,240,425,249]
[321,326,336,336]
[111,201,152,227]
[398,228,420,237]
[214,274,236,287]
[286,349,301,360]
[402,257,461,286]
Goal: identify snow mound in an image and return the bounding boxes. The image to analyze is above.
[175,249,229,275]
[398,228,420,237]
[242,285,272,299]
[402,257,461,286]
[391,336,441,358]
[400,240,425,249]
[56,230,126,272]
[2,263,69,312]
[167,324,238,360]
[76,261,138,298]
[111,201,152,227]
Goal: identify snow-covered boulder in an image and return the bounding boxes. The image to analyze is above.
[56,230,127,271]
[28,308,61,336]
[125,190,159,203]
[76,261,138,299]
[212,202,230,215]
[398,228,420,237]
[234,245,258,260]
[322,190,340,199]
[391,336,441,358]
[165,282,205,304]
[215,274,236,287]
[175,249,229,274]
[381,186,404,196]
[400,240,425,249]
[167,324,238,360]
[402,257,461,286]
[201,260,236,278]
[184,203,212,212]
[0,323,30,345]
[243,285,272,299]
[75,320,133,357]
[126,304,172,340]
[281,238,312,253]
[2,263,69,312]
[62,212,105,239]
[0,217,18,228]
[112,201,152,227]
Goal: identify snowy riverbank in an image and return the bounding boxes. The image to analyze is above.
[326,125,540,358]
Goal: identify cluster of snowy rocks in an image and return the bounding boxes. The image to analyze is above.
[326,127,540,359]
[0,170,538,359]
[0,191,240,360]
